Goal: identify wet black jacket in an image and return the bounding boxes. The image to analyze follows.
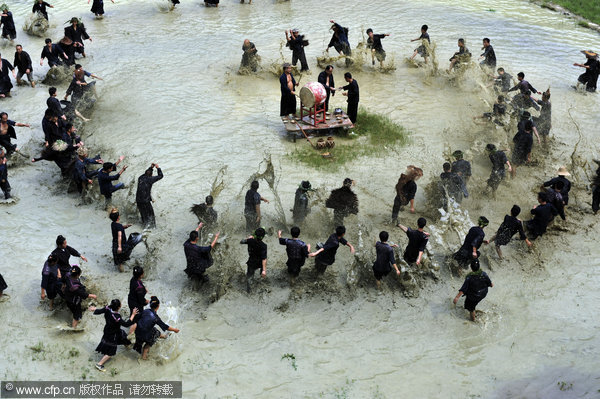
[136,168,163,203]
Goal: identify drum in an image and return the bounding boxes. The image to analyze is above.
[299,82,327,108]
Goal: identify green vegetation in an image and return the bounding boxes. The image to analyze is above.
[578,20,590,28]
[281,353,297,371]
[557,381,573,391]
[68,348,79,357]
[29,342,47,361]
[289,108,409,170]
[543,0,600,25]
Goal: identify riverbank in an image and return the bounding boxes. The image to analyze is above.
[533,0,600,32]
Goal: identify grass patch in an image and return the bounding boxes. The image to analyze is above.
[289,108,409,170]
[281,353,297,371]
[578,20,590,28]
[543,0,600,25]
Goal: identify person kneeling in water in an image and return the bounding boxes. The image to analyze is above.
[133,296,180,360]
[453,259,493,321]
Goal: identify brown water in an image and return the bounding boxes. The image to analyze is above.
[1,0,600,398]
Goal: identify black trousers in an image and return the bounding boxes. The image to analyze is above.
[280,93,297,116]
[347,101,358,123]
[137,201,155,227]
[0,180,10,199]
[292,49,309,71]
[593,187,600,213]
[391,195,407,221]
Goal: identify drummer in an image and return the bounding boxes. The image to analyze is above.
[280,63,298,118]
[318,65,336,112]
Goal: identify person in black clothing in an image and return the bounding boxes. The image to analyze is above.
[285,29,309,72]
[372,231,400,289]
[453,259,493,321]
[317,66,335,112]
[184,223,219,283]
[486,144,511,193]
[517,111,541,144]
[475,95,507,125]
[488,205,532,259]
[309,225,355,275]
[244,180,269,233]
[191,195,218,227]
[0,150,9,199]
[326,178,358,227]
[533,89,551,142]
[0,273,6,297]
[292,180,311,225]
[367,29,390,67]
[448,38,471,71]
[64,18,91,57]
[241,227,267,292]
[98,157,127,200]
[392,166,423,223]
[440,162,464,209]
[543,166,571,205]
[89,0,114,18]
[0,113,30,156]
[136,163,163,228]
[574,50,600,92]
[410,25,430,63]
[509,72,541,95]
[14,45,35,87]
[592,160,600,214]
[128,266,147,324]
[51,235,88,282]
[0,53,15,97]
[0,7,16,41]
[451,150,471,197]
[46,87,66,120]
[525,192,558,240]
[280,63,298,118]
[40,38,67,67]
[492,68,513,93]
[511,120,534,178]
[89,299,138,372]
[453,216,488,268]
[339,72,359,124]
[109,208,142,272]
[133,296,180,360]
[33,0,54,20]
[40,254,61,310]
[64,265,97,328]
[479,38,496,69]
[397,218,429,265]
[240,39,258,72]
[71,146,102,193]
[278,226,310,284]
[279,62,298,113]
[545,181,566,221]
[327,20,351,56]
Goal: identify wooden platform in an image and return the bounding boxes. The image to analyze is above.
[282,112,354,133]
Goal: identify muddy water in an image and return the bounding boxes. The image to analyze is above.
[1,0,600,397]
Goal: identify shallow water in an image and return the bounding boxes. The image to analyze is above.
[1,0,600,398]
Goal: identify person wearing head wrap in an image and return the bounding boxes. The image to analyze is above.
[285,28,309,72]
[453,259,493,321]
[326,178,358,227]
[574,50,600,92]
[240,228,267,292]
[453,216,489,268]
[0,6,16,41]
[136,163,163,228]
[89,299,138,372]
[293,181,312,225]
